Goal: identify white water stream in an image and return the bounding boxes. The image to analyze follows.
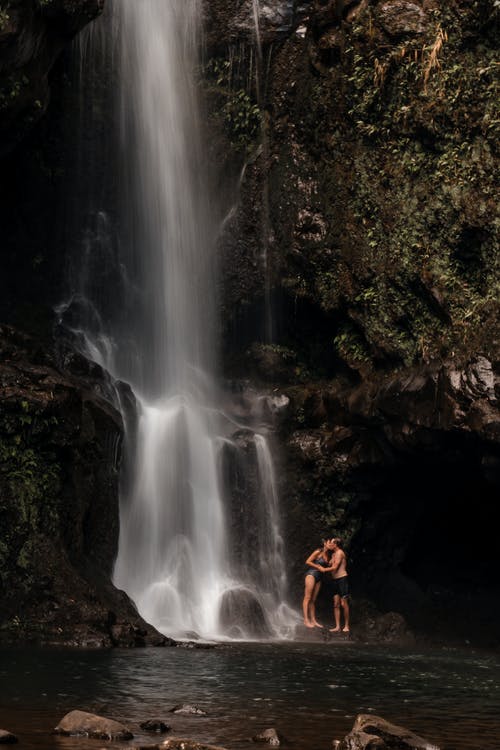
[58,0,297,639]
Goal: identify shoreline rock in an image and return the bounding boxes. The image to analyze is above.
[338,714,441,750]
[54,710,133,741]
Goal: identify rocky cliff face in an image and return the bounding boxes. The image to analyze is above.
[0,0,170,647]
[0,0,103,155]
[0,325,169,646]
[205,0,500,645]
[0,0,498,647]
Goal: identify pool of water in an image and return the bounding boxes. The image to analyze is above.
[1,642,499,749]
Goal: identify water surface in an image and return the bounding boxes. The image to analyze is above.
[1,642,499,749]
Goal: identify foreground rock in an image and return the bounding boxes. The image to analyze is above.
[0,730,18,744]
[339,715,440,750]
[140,720,171,733]
[169,705,207,716]
[54,710,133,741]
[252,727,282,745]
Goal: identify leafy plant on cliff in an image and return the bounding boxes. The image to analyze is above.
[202,53,262,152]
[0,8,9,31]
[0,405,61,593]
[283,1,499,371]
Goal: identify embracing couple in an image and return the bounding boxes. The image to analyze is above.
[303,537,350,632]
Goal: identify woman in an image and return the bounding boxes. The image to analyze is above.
[302,539,333,628]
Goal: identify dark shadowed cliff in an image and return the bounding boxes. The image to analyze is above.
[204,0,500,645]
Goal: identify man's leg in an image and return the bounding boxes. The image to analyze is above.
[341,596,350,632]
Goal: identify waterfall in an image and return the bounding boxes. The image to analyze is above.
[57,0,297,640]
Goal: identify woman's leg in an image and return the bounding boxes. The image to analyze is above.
[302,575,317,627]
[310,581,323,627]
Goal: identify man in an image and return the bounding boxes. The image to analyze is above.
[326,537,350,633]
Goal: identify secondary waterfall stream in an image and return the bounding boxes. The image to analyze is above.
[57,0,296,639]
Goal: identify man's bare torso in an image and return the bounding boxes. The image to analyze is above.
[331,549,347,579]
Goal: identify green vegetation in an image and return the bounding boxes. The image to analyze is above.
[0,401,62,593]
[202,53,262,152]
[0,74,27,110]
[0,7,9,32]
[281,1,499,371]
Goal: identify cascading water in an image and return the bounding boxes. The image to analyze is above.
[110,0,230,638]
[58,0,298,639]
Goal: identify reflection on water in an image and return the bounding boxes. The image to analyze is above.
[1,643,499,749]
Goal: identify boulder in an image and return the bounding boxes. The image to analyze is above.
[140,720,171,733]
[339,715,440,750]
[218,588,273,638]
[377,2,427,37]
[169,705,207,716]
[204,0,309,48]
[54,709,133,741]
[355,612,415,646]
[136,740,228,750]
[252,727,282,745]
[340,731,386,749]
[0,731,18,745]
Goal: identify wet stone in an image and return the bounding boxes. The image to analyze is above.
[135,740,228,750]
[0,730,18,745]
[219,588,273,639]
[54,710,133,741]
[252,727,283,746]
[140,719,171,733]
[169,704,207,716]
[339,715,440,750]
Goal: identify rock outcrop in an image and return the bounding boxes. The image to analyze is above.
[0,325,170,647]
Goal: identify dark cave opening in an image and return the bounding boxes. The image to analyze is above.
[352,441,500,645]
[400,469,498,590]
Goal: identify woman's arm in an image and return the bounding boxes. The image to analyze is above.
[305,548,323,570]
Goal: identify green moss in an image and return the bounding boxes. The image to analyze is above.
[202,52,262,152]
[0,404,62,591]
[0,75,27,110]
[280,2,499,370]
[0,8,9,32]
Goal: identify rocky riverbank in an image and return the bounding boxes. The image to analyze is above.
[0,708,443,749]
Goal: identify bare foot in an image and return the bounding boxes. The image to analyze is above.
[313,621,324,628]
[304,622,315,628]
[329,627,340,632]
[342,627,350,633]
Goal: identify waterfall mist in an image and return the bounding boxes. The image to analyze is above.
[57,0,297,640]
